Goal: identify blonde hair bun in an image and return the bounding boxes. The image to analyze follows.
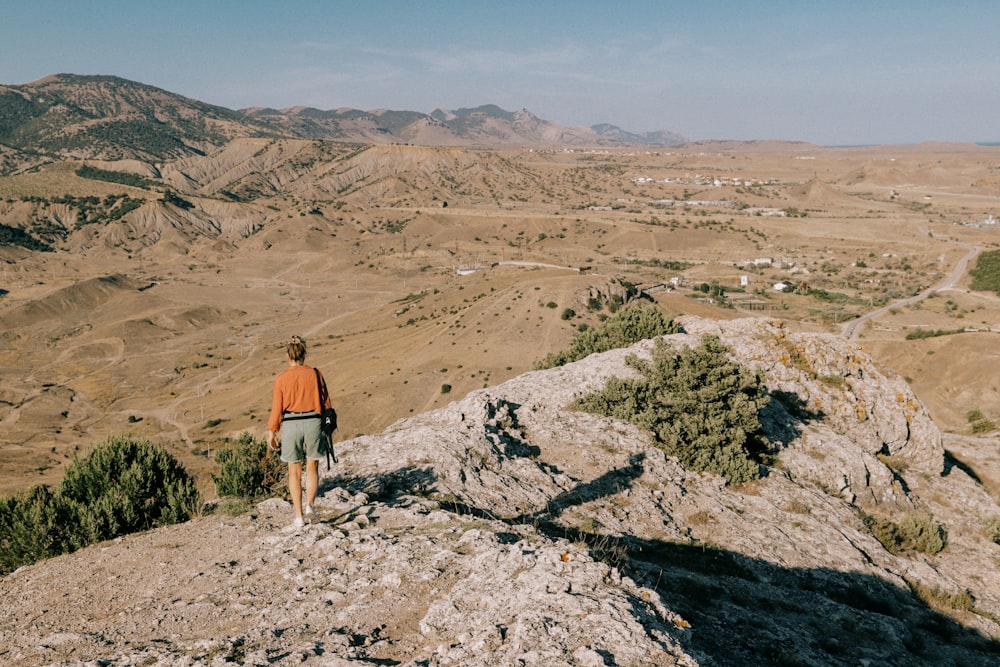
[286,336,307,362]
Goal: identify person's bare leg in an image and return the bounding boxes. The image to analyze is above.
[288,462,303,519]
[305,459,319,510]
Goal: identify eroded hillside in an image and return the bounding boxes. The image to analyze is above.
[3,142,1000,501]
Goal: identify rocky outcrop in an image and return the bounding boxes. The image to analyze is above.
[2,317,999,666]
[679,317,946,505]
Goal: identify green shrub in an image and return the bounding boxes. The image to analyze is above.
[971,419,996,434]
[982,515,1000,544]
[162,189,194,210]
[0,485,66,574]
[575,335,769,485]
[864,512,946,555]
[909,581,975,613]
[966,408,995,434]
[818,374,845,388]
[0,222,52,251]
[535,304,679,369]
[0,435,200,574]
[213,431,286,500]
[969,249,1000,294]
[905,328,965,340]
[59,435,202,548]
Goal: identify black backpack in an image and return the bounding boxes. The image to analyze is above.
[315,369,338,468]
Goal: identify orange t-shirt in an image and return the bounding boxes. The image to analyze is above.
[267,365,331,433]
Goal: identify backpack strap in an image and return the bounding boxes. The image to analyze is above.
[315,368,335,470]
[314,368,329,411]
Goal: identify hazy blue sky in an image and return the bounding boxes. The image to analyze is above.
[2,1,997,145]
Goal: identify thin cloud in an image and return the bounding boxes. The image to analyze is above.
[367,42,588,74]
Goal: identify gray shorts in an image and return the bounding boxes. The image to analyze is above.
[280,413,323,463]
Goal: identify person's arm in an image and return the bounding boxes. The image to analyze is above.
[267,376,284,449]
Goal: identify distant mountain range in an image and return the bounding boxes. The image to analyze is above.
[0,74,686,166]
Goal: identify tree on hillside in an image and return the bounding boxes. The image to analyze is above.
[970,249,1000,294]
[575,334,770,485]
[535,304,680,369]
[58,435,202,548]
[0,435,201,573]
[0,485,66,573]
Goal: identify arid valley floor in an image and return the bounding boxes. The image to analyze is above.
[3,140,1000,501]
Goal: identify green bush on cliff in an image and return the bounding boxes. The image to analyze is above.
[535,304,680,369]
[864,512,947,555]
[575,334,770,485]
[213,431,286,501]
[58,435,201,548]
[0,435,201,574]
[0,485,66,573]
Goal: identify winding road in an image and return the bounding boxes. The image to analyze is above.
[841,241,981,340]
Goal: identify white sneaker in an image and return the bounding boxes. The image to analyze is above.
[304,505,316,522]
[292,516,305,528]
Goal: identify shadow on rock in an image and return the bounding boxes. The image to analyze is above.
[760,388,824,452]
[324,465,437,504]
[424,449,1000,666]
[630,537,1000,666]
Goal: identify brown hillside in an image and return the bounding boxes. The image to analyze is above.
[3,142,1000,502]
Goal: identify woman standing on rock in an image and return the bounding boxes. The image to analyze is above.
[267,335,331,528]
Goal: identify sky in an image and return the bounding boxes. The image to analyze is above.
[2,1,998,146]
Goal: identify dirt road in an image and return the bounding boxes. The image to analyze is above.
[842,241,980,340]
